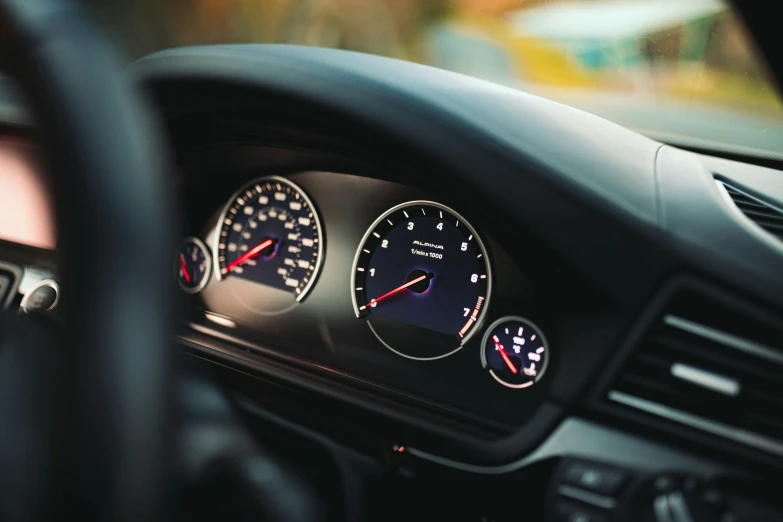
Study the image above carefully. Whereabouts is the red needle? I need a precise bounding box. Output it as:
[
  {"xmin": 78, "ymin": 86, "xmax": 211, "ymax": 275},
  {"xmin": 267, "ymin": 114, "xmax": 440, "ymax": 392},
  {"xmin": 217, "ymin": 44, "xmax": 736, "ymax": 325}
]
[
  {"xmin": 178, "ymin": 254, "xmax": 191, "ymax": 283},
  {"xmin": 366, "ymin": 274, "xmax": 428, "ymax": 307},
  {"xmin": 493, "ymin": 338, "xmax": 518, "ymax": 374},
  {"xmin": 225, "ymin": 238, "xmax": 275, "ymax": 272}
]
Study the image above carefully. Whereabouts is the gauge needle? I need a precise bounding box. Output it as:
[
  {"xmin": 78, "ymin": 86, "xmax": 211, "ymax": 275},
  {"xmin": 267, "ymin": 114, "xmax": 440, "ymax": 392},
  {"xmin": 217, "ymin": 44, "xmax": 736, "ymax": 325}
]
[
  {"xmin": 366, "ymin": 274, "xmax": 429, "ymax": 307},
  {"xmin": 225, "ymin": 238, "xmax": 275, "ymax": 272},
  {"xmin": 178, "ymin": 254, "xmax": 191, "ymax": 283},
  {"xmin": 493, "ymin": 339, "xmax": 518, "ymax": 374}
]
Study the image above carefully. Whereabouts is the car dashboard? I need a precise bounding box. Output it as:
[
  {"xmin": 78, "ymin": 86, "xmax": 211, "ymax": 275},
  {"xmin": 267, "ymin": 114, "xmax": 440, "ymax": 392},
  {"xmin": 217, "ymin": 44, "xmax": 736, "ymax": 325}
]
[{"xmin": 2, "ymin": 44, "xmax": 783, "ymax": 521}]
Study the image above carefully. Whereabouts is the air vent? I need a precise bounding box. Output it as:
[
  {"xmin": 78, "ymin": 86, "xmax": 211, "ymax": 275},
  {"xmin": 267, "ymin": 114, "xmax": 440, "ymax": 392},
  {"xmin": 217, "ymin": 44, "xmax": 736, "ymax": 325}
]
[
  {"xmin": 716, "ymin": 180, "xmax": 783, "ymax": 241},
  {"xmin": 606, "ymin": 289, "xmax": 783, "ymax": 456}
]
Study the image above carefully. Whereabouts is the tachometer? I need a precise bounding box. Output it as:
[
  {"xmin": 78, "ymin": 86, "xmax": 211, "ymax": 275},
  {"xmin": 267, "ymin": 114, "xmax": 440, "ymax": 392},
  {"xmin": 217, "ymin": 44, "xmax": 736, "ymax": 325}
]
[
  {"xmin": 351, "ymin": 201, "xmax": 491, "ymax": 360},
  {"xmin": 214, "ymin": 176, "xmax": 323, "ymax": 302}
]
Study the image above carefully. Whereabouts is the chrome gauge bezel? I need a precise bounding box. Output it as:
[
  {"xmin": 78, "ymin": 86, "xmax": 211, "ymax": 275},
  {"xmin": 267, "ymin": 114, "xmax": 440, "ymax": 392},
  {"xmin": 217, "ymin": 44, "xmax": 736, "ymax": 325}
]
[
  {"xmin": 177, "ymin": 236, "xmax": 211, "ymax": 294},
  {"xmin": 480, "ymin": 315, "xmax": 550, "ymax": 389},
  {"xmin": 212, "ymin": 175, "xmax": 324, "ymax": 303}
]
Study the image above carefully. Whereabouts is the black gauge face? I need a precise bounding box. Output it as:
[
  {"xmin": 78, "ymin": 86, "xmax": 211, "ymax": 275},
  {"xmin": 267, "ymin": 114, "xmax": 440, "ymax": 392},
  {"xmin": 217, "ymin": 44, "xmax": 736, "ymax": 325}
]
[
  {"xmin": 214, "ymin": 176, "xmax": 323, "ymax": 301},
  {"xmin": 481, "ymin": 317, "xmax": 549, "ymax": 389},
  {"xmin": 352, "ymin": 201, "xmax": 491, "ymax": 360},
  {"xmin": 177, "ymin": 237, "xmax": 211, "ymax": 293}
]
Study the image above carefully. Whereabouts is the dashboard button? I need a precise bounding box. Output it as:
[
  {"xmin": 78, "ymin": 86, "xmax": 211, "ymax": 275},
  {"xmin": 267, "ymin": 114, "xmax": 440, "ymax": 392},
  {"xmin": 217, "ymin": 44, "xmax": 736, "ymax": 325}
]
[
  {"xmin": 562, "ymin": 461, "xmax": 627, "ymax": 497},
  {"xmin": 21, "ymin": 280, "xmax": 59, "ymax": 313}
]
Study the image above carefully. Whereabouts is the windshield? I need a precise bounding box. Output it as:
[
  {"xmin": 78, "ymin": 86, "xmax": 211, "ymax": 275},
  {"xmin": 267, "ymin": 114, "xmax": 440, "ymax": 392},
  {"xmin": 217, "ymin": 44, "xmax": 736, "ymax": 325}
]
[{"xmin": 92, "ymin": 0, "xmax": 783, "ymax": 156}]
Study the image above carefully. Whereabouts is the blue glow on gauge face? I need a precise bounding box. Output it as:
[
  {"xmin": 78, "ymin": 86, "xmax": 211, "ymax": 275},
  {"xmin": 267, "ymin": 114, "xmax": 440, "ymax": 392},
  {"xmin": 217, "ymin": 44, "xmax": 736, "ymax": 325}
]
[
  {"xmin": 216, "ymin": 178, "xmax": 321, "ymax": 298},
  {"xmin": 354, "ymin": 203, "xmax": 490, "ymax": 352},
  {"xmin": 365, "ymin": 216, "xmax": 483, "ymax": 335}
]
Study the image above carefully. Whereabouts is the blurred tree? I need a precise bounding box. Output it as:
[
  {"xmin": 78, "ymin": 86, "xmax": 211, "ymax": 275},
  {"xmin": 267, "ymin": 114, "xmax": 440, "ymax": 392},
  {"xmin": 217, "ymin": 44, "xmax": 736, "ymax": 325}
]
[{"xmin": 86, "ymin": 0, "xmax": 449, "ymax": 61}]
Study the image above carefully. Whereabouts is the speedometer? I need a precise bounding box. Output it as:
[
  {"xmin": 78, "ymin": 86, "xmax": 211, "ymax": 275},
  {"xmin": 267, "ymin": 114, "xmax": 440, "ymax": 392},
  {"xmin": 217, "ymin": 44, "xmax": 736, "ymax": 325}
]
[
  {"xmin": 351, "ymin": 201, "xmax": 491, "ymax": 360},
  {"xmin": 214, "ymin": 176, "xmax": 323, "ymax": 302}
]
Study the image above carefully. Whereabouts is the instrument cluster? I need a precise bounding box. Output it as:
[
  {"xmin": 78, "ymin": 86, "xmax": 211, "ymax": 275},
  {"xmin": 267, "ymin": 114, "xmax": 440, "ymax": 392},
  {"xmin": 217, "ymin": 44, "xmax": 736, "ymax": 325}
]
[{"xmin": 179, "ymin": 171, "xmax": 551, "ymax": 427}]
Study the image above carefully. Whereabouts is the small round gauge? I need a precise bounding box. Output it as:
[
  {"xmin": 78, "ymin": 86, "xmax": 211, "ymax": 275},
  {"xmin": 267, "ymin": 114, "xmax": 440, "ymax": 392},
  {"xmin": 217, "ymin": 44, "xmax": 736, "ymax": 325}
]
[
  {"xmin": 351, "ymin": 201, "xmax": 491, "ymax": 360},
  {"xmin": 481, "ymin": 317, "xmax": 549, "ymax": 389},
  {"xmin": 214, "ymin": 176, "xmax": 323, "ymax": 302},
  {"xmin": 177, "ymin": 237, "xmax": 211, "ymax": 293}
]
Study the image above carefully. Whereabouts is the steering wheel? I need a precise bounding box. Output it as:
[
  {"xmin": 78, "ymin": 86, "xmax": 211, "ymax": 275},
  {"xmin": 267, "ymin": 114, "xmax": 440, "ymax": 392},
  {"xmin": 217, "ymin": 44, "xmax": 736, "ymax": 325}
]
[{"xmin": 0, "ymin": 1, "xmax": 316, "ymax": 521}]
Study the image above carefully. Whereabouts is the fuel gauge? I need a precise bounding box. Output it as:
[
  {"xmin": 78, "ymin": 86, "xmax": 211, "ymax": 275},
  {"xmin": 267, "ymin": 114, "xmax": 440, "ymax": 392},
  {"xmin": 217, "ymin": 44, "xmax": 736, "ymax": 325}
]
[
  {"xmin": 177, "ymin": 237, "xmax": 211, "ymax": 293},
  {"xmin": 481, "ymin": 316, "xmax": 549, "ymax": 389}
]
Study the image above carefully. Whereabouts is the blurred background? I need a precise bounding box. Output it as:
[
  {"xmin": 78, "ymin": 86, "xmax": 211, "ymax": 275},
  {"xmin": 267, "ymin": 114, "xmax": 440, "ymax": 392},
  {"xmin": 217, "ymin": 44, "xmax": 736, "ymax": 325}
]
[{"xmin": 86, "ymin": 0, "xmax": 783, "ymax": 155}]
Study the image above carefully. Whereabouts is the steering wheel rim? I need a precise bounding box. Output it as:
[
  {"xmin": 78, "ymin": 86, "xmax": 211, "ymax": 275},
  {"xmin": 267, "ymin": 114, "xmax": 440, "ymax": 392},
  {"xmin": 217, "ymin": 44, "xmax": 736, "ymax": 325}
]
[{"xmin": 0, "ymin": 1, "xmax": 175, "ymax": 520}]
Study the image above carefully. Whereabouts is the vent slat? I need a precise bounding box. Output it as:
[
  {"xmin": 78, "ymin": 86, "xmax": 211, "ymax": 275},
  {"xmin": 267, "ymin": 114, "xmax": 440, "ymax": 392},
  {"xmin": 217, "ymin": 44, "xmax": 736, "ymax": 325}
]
[
  {"xmin": 738, "ymin": 209, "xmax": 783, "ymax": 224},
  {"xmin": 734, "ymin": 199, "xmax": 770, "ymax": 211},
  {"xmin": 756, "ymin": 221, "xmax": 783, "ymax": 232},
  {"xmin": 643, "ymin": 334, "xmax": 783, "ymax": 386},
  {"xmin": 736, "ymin": 209, "xmax": 783, "ymax": 222},
  {"xmin": 606, "ymin": 289, "xmax": 783, "ymax": 456},
  {"xmin": 719, "ymin": 181, "xmax": 783, "ymax": 244}
]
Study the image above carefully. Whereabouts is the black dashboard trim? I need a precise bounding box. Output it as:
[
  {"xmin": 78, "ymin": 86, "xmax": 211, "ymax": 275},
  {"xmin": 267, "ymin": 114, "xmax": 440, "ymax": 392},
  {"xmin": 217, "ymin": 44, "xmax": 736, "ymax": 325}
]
[
  {"xmin": 235, "ymin": 393, "xmax": 731, "ymax": 478},
  {"xmin": 178, "ymin": 327, "xmax": 565, "ymax": 466},
  {"xmin": 183, "ymin": 321, "xmax": 500, "ymax": 430}
]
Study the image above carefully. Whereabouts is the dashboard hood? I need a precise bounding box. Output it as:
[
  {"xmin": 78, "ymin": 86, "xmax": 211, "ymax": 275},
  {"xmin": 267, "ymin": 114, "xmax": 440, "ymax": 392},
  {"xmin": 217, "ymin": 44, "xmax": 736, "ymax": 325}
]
[{"xmin": 133, "ymin": 45, "xmax": 662, "ymax": 228}]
